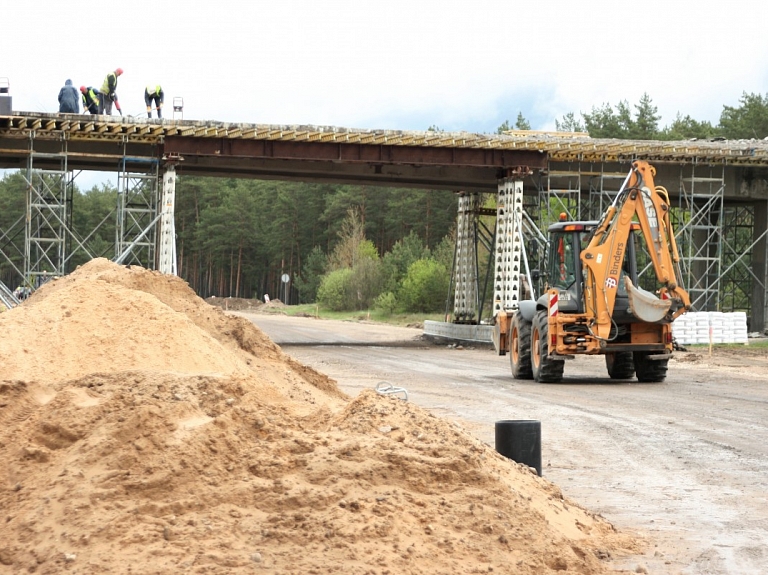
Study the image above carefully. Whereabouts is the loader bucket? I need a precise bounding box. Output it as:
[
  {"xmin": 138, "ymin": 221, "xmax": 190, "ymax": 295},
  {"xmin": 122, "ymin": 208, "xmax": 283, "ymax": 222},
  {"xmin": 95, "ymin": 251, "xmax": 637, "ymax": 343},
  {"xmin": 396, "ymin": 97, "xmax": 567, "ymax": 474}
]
[{"xmin": 624, "ymin": 277, "xmax": 671, "ymax": 323}]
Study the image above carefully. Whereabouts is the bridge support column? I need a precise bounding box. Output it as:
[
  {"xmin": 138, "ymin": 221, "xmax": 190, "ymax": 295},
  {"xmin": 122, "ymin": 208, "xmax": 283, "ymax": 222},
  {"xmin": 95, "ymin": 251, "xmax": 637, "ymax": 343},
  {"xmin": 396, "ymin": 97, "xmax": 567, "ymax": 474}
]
[
  {"xmin": 752, "ymin": 200, "xmax": 768, "ymax": 333},
  {"xmin": 493, "ymin": 177, "xmax": 525, "ymax": 316},
  {"xmin": 158, "ymin": 164, "xmax": 178, "ymax": 275},
  {"xmin": 452, "ymin": 192, "xmax": 480, "ymax": 322}
]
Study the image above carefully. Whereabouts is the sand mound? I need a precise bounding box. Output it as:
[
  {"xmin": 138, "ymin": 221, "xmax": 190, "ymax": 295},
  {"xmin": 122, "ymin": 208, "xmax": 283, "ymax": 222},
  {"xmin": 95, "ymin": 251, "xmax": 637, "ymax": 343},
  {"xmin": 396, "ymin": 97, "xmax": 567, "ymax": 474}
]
[{"xmin": 0, "ymin": 259, "xmax": 640, "ymax": 574}]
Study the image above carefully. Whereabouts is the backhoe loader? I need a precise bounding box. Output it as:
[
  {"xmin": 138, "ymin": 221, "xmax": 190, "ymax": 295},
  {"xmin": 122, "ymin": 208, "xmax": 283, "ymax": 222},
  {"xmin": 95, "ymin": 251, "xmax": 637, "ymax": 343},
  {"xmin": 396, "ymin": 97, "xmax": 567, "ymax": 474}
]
[{"xmin": 496, "ymin": 160, "xmax": 690, "ymax": 383}]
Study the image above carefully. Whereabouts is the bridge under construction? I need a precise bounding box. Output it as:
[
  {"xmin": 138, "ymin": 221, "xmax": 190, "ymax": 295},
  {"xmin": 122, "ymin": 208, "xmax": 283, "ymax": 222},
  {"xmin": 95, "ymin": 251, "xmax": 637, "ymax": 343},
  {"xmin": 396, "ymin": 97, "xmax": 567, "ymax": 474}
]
[{"xmin": 2, "ymin": 110, "xmax": 768, "ymax": 333}]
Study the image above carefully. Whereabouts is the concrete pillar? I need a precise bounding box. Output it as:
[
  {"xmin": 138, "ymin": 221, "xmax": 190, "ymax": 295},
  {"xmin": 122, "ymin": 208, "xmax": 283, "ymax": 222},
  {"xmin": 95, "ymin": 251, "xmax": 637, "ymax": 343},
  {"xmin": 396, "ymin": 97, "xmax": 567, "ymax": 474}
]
[
  {"xmin": 751, "ymin": 199, "xmax": 768, "ymax": 333},
  {"xmin": 452, "ymin": 192, "xmax": 479, "ymax": 323},
  {"xmin": 493, "ymin": 178, "xmax": 525, "ymax": 316},
  {"xmin": 158, "ymin": 165, "xmax": 177, "ymax": 275}
]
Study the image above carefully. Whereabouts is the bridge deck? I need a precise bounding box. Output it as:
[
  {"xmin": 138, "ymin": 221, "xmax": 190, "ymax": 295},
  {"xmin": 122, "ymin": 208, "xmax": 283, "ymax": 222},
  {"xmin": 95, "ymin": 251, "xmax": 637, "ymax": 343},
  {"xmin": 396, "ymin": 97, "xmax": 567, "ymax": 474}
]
[{"xmin": 2, "ymin": 112, "xmax": 768, "ymax": 191}]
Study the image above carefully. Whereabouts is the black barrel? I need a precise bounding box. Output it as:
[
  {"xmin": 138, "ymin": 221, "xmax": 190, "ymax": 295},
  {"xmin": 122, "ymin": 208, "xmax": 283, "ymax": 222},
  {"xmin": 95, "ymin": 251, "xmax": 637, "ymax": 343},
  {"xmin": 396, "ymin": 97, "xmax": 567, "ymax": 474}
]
[{"xmin": 495, "ymin": 420, "xmax": 542, "ymax": 476}]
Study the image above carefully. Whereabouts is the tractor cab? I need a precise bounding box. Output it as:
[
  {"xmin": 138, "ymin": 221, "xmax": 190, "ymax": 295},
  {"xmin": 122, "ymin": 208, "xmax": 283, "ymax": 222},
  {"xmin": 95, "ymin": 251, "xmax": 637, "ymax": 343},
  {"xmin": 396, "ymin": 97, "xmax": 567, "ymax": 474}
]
[{"xmin": 543, "ymin": 219, "xmax": 640, "ymax": 324}]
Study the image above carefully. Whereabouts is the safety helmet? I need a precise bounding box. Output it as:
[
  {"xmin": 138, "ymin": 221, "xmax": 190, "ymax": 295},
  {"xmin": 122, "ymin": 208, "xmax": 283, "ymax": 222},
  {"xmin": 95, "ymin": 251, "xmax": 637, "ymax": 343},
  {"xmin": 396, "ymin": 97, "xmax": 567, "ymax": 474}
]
[
  {"xmin": 80, "ymin": 86, "xmax": 86, "ymax": 93},
  {"xmin": 116, "ymin": 68, "xmax": 124, "ymax": 76}
]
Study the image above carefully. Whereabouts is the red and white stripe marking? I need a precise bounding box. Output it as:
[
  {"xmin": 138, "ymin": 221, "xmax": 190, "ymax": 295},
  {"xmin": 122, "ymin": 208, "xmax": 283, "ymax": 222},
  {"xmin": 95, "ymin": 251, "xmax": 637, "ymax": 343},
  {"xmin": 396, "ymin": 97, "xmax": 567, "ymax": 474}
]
[{"xmin": 549, "ymin": 292, "xmax": 559, "ymax": 316}]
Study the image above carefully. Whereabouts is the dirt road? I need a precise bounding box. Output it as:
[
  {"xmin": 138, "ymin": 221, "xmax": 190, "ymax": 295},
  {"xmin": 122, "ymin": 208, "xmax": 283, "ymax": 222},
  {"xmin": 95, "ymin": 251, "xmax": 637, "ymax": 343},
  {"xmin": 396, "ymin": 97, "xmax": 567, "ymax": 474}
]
[{"xmin": 238, "ymin": 312, "xmax": 768, "ymax": 575}]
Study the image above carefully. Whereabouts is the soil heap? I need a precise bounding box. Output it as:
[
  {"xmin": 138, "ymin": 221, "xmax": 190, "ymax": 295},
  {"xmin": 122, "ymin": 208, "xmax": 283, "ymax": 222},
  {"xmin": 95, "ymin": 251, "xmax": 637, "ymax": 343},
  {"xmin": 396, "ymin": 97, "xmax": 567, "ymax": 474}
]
[{"xmin": 0, "ymin": 259, "xmax": 640, "ymax": 574}]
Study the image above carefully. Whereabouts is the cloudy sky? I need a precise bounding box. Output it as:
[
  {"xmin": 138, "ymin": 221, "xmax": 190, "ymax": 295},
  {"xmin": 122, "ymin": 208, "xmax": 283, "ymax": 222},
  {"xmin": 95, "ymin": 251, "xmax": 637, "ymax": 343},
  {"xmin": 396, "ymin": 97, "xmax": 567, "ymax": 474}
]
[{"xmin": 5, "ymin": 0, "xmax": 767, "ymax": 132}]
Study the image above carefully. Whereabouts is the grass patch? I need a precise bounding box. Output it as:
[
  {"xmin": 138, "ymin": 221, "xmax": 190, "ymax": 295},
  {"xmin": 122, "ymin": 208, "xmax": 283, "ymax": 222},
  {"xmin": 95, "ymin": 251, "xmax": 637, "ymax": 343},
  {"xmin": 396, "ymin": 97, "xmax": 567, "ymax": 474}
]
[
  {"xmin": 260, "ymin": 303, "xmax": 446, "ymax": 327},
  {"xmin": 685, "ymin": 340, "xmax": 768, "ymax": 350}
]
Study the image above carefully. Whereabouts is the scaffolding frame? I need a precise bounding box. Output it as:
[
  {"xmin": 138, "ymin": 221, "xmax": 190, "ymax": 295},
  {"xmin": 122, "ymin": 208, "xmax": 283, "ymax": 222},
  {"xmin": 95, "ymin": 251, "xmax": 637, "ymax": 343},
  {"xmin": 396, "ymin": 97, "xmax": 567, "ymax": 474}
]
[
  {"xmin": 675, "ymin": 163, "xmax": 725, "ymax": 311},
  {"xmin": 24, "ymin": 133, "xmax": 73, "ymax": 286},
  {"xmin": 537, "ymin": 162, "xmax": 582, "ymax": 227},
  {"xmin": 586, "ymin": 165, "xmax": 630, "ymax": 221},
  {"xmin": 719, "ymin": 204, "xmax": 767, "ymax": 318},
  {"xmin": 0, "ymin": 135, "xmax": 170, "ymax": 298},
  {"xmin": 115, "ymin": 152, "xmax": 160, "ymax": 268}
]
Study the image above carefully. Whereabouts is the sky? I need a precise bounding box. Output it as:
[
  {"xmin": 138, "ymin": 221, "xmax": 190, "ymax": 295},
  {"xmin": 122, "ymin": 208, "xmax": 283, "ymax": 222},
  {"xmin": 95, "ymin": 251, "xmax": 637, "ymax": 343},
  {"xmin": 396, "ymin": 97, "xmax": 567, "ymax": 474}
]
[{"xmin": 3, "ymin": 0, "xmax": 768, "ymax": 189}]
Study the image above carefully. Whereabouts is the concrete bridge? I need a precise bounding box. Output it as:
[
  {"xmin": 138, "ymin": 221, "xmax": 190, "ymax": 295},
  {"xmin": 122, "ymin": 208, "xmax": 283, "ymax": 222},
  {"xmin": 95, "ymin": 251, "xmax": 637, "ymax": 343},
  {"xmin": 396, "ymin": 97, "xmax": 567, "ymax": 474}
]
[{"xmin": 2, "ymin": 111, "xmax": 767, "ymax": 331}]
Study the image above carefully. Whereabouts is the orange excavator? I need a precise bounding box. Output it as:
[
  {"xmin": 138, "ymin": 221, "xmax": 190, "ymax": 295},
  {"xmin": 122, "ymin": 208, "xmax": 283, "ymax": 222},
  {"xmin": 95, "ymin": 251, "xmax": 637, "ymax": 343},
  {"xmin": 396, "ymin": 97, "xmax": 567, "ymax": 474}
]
[{"xmin": 496, "ymin": 160, "xmax": 691, "ymax": 383}]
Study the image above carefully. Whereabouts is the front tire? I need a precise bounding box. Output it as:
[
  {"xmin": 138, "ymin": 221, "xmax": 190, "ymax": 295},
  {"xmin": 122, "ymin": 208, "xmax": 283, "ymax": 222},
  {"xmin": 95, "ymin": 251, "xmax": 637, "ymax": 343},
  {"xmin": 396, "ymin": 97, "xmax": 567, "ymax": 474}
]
[
  {"xmin": 633, "ymin": 351, "xmax": 668, "ymax": 382},
  {"xmin": 606, "ymin": 352, "xmax": 635, "ymax": 379},
  {"xmin": 531, "ymin": 310, "xmax": 564, "ymax": 383},
  {"xmin": 510, "ymin": 312, "xmax": 533, "ymax": 379}
]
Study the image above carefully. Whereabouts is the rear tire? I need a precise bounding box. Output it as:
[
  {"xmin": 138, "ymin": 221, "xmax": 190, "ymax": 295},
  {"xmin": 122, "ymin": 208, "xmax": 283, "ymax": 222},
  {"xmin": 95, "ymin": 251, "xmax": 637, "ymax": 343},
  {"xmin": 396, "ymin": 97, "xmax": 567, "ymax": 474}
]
[
  {"xmin": 531, "ymin": 310, "xmax": 564, "ymax": 383},
  {"xmin": 605, "ymin": 352, "xmax": 635, "ymax": 379},
  {"xmin": 633, "ymin": 351, "xmax": 668, "ymax": 382},
  {"xmin": 510, "ymin": 312, "xmax": 533, "ymax": 379}
]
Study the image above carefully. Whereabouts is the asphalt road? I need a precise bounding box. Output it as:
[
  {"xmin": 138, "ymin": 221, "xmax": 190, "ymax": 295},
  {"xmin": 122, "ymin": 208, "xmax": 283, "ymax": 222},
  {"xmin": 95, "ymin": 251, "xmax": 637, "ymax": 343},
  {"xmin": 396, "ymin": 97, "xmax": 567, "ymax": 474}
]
[{"xmin": 239, "ymin": 312, "xmax": 768, "ymax": 575}]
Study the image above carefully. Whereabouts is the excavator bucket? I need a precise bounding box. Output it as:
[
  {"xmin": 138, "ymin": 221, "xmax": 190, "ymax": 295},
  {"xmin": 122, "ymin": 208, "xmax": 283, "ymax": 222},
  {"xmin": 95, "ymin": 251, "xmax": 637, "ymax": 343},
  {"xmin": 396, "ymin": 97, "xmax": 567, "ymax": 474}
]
[{"xmin": 624, "ymin": 277, "xmax": 671, "ymax": 323}]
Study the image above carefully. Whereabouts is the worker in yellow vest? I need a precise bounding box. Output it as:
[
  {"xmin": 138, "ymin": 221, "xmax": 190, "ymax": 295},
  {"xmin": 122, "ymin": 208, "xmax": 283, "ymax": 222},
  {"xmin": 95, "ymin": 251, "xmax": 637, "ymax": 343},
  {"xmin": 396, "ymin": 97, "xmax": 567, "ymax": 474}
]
[
  {"xmin": 80, "ymin": 86, "xmax": 100, "ymax": 115},
  {"xmin": 99, "ymin": 68, "xmax": 123, "ymax": 116},
  {"xmin": 144, "ymin": 85, "xmax": 164, "ymax": 118}
]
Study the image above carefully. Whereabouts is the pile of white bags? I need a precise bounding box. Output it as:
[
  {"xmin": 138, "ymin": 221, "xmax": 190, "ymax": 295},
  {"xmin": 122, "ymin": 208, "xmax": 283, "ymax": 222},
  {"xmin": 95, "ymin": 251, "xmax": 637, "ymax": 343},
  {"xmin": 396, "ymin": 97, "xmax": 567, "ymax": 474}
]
[{"xmin": 671, "ymin": 311, "xmax": 749, "ymax": 345}]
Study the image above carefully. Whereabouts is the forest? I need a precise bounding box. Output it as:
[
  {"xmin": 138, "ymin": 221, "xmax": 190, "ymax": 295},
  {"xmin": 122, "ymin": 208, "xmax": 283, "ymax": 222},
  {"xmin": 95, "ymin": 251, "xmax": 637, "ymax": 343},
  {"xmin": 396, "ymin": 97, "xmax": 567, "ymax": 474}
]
[{"xmin": 1, "ymin": 91, "xmax": 767, "ymax": 314}]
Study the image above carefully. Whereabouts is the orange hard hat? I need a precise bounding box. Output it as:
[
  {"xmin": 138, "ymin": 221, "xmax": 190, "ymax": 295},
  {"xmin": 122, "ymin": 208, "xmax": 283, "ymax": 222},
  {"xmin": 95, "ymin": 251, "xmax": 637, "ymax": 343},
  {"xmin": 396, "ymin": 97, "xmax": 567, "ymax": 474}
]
[
  {"xmin": 116, "ymin": 68, "xmax": 124, "ymax": 75},
  {"xmin": 80, "ymin": 86, "xmax": 86, "ymax": 93}
]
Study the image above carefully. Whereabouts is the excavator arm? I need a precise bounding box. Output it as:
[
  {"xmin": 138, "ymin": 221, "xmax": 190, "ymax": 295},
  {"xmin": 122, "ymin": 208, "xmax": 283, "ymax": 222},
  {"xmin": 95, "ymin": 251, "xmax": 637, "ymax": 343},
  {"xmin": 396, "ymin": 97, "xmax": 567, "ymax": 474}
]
[{"xmin": 580, "ymin": 160, "xmax": 690, "ymax": 340}]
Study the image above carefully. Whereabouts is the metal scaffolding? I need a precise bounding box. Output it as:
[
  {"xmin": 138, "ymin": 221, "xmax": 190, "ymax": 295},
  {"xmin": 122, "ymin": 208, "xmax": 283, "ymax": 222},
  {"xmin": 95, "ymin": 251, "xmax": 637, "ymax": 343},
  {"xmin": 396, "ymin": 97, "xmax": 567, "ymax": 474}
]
[
  {"xmin": 586, "ymin": 167, "xmax": 629, "ymax": 221},
  {"xmin": 0, "ymin": 140, "xmax": 168, "ymax": 300},
  {"xmin": 24, "ymin": 134, "xmax": 73, "ymax": 286},
  {"xmin": 676, "ymin": 164, "xmax": 725, "ymax": 311},
  {"xmin": 538, "ymin": 162, "xmax": 582, "ymax": 226},
  {"xmin": 115, "ymin": 156, "xmax": 160, "ymax": 268},
  {"xmin": 720, "ymin": 204, "xmax": 756, "ymax": 313}
]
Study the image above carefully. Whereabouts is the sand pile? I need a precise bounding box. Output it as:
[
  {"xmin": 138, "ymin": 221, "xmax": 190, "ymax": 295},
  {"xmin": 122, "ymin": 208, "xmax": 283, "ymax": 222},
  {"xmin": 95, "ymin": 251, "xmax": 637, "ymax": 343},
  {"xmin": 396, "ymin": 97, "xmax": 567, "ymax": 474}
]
[{"xmin": 0, "ymin": 259, "xmax": 639, "ymax": 574}]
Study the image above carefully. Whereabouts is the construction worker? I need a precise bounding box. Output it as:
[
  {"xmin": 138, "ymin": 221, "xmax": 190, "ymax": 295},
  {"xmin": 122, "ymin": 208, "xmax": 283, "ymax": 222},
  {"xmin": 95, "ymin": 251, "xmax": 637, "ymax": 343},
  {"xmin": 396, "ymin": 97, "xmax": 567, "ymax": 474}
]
[
  {"xmin": 57, "ymin": 79, "xmax": 79, "ymax": 113},
  {"xmin": 99, "ymin": 68, "xmax": 123, "ymax": 116},
  {"xmin": 80, "ymin": 86, "xmax": 99, "ymax": 115},
  {"xmin": 144, "ymin": 85, "xmax": 164, "ymax": 118}
]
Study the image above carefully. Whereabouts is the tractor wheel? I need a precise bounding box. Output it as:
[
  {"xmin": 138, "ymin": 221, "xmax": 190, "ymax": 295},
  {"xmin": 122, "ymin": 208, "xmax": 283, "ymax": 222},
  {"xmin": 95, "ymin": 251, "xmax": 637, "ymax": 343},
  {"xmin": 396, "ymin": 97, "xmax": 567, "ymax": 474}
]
[
  {"xmin": 605, "ymin": 352, "xmax": 635, "ymax": 379},
  {"xmin": 633, "ymin": 351, "xmax": 668, "ymax": 382},
  {"xmin": 510, "ymin": 312, "xmax": 533, "ymax": 379},
  {"xmin": 531, "ymin": 310, "xmax": 564, "ymax": 383}
]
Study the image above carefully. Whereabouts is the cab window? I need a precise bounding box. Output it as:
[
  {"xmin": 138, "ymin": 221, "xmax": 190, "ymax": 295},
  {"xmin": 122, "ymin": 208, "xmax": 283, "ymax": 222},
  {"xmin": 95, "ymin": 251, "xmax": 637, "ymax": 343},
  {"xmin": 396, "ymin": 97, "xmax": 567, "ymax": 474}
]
[{"xmin": 549, "ymin": 232, "xmax": 576, "ymax": 290}]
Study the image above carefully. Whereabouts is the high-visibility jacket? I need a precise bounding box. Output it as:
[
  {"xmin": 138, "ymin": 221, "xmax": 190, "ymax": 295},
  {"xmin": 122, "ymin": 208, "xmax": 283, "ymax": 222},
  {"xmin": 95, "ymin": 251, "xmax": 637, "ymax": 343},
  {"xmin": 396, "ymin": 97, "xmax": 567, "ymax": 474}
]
[
  {"xmin": 145, "ymin": 85, "xmax": 163, "ymax": 98},
  {"xmin": 101, "ymin": 72, "xmax": 118, "ymax": 95},
  {"xmin": 82, "ymin": 87, "xmax": 99, "ymax": 111}
]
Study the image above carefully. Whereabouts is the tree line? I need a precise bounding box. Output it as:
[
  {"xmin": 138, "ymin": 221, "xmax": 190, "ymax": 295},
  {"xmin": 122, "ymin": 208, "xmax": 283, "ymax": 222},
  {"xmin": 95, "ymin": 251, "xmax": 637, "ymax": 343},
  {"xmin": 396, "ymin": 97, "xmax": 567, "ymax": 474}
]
[{"xmin": 497, "ymin": 91, "xmax": 768, "ymax": 140}]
